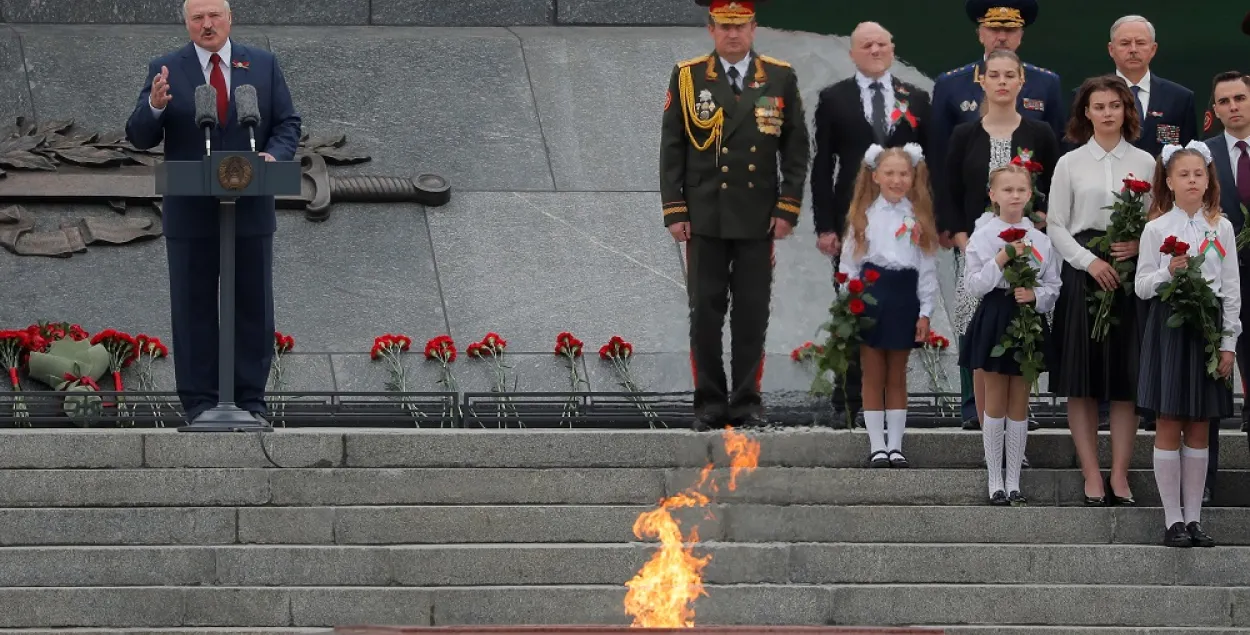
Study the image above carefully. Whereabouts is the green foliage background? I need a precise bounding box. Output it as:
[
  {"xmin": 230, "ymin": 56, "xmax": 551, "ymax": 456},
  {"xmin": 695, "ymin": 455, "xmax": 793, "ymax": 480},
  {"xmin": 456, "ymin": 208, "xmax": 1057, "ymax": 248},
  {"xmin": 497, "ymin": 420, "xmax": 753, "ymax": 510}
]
[{"xmin": 756, "ymin": 0, "xmax": 1247, "ymax": 129}]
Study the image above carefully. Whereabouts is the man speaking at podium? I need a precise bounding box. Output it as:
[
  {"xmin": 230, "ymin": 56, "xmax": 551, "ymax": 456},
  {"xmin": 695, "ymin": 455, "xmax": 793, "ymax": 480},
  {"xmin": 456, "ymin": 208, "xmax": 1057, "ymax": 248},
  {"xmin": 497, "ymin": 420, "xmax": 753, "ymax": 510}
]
[{"xmin": 125, "ymin": 0, "xmax": 301, "ymax": 425}]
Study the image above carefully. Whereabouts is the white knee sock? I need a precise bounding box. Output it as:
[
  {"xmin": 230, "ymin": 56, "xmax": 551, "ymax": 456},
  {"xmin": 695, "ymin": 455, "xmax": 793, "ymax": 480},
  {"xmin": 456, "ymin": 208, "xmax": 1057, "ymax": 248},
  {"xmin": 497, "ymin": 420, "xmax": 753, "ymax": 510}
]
[
  {"xmin": 1181, "ymin": 445, "xmax": 1210, "ymax": 525},
  {"xmin": 982, "ymin": 416, "xmax": 1005, "ymax": 495},
  {"xmin": 1153, "ymin": 447, "xmax": 1184, "ymax": 528},
  {"xmin": 886, "ymin": 409, "xmax": 907, "ymax": 452},
  {"xmin": 864, "ymin": 410, "xmax": 887, "ymax": 454},
  {"xmin": 1004, "ymin": 417, "xmax": 1028, "ymax": 493}
]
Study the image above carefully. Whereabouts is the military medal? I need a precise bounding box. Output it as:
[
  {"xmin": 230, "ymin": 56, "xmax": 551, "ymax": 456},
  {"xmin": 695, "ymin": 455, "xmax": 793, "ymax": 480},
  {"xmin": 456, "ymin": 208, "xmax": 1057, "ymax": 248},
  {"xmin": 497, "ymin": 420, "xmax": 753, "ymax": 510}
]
[
  {"xmin": 755, "ymin": 95, "xmax": 783, "ymax": 136},
  {"xmin": 696, "ymin": 89, "xmax": 716, "ymax": 121}
]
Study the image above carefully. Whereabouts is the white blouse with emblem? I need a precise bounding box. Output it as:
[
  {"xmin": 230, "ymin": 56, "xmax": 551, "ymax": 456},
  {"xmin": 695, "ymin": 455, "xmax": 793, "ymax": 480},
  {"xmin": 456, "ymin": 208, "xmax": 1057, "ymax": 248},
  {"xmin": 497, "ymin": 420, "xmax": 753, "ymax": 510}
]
[
  {"xmin": 1135, "ymin": 206, "xmax": 1242, "ymax": 351},
  {"xmin": 838, "ymin": 195, "xmax": 939, "ymax": 318},
  {"xmin": 962, "ymin": 215, "xmax": 1063, "ymax": 314}
]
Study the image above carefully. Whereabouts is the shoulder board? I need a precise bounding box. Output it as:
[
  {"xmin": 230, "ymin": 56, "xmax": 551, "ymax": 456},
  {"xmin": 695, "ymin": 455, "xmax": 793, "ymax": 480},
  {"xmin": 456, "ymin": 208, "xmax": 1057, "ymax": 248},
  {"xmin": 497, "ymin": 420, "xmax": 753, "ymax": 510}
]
[
  {"xmin": 940, "ymin": 63, "xmax": 978, "ymax": 78},
  {"xmin": 1023, "ymin": 62, "xmax": 1058, "ymax": 77},
  {"xmin": 757, "ymin": 54, "xmax": 791, "ymax": 68},
  {"xmin": 677, "ymin": 55, "xmax": 710, "ymax": 68}
]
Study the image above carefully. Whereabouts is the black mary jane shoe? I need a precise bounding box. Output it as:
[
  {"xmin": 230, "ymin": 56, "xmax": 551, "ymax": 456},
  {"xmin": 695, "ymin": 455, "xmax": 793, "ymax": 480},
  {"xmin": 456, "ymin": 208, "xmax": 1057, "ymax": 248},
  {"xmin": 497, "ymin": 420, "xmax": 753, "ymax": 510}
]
[
  {"xmin": 868, "ymin": 451, "xmax": 891, "ymax": 468},
  {"xmin": 1187, "ymin": 522, "xmax": 1216, "ymax": 548},
  {"xmin": 887, "ymin": 450, "xmax": 909, "ymax": 468},
  {"xmin": 989, "ymin": 490, "xmax": 1009, "ymax": 506},
  {"xmin": 1164, "ymin": 522, "xmax": 1194, "ymax": 548},
  {"xmin": 1007, "ymin": 490, "xmax": 1027, "ymax": 506}
]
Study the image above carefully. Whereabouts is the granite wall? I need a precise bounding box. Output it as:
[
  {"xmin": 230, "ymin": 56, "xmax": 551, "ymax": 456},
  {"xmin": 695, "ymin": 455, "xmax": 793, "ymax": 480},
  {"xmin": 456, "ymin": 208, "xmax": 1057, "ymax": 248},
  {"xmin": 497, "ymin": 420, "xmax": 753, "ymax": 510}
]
[{"xmin": 0, "ymin": 0, "xmax": 707, "ymax": 26}]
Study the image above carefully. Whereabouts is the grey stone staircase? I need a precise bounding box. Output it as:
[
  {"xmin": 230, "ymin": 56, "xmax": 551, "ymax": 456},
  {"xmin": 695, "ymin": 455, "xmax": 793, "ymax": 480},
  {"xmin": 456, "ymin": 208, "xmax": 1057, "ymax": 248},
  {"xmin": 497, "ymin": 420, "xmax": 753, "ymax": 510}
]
[{"xmin": 2, "ymin": 428, "xmax": 1250, "ymax": 634}]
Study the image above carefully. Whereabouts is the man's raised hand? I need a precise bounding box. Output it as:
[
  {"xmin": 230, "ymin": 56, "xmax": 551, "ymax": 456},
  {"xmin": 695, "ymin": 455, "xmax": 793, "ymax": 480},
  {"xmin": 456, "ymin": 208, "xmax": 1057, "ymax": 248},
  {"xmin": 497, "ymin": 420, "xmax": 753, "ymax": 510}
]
[{"xmin": 150, "ymin": 66, "xmax": 172, "ymax": 109}]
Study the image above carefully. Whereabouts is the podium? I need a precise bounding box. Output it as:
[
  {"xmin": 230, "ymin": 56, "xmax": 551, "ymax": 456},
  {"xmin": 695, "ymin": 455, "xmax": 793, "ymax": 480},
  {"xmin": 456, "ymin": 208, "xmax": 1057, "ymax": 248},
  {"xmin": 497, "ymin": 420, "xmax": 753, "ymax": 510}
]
[{"xmin": 156, "ymin": 151, "xmax": 302, "ymax": 432}]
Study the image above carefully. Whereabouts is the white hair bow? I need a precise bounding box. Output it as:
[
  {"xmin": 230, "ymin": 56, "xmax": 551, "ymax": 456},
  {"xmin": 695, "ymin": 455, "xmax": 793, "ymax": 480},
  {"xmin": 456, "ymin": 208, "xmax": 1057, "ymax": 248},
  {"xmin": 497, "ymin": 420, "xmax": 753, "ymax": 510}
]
[
  {"xmin": 864, "ymin": 144, "xmax": 885, "ymax": 169},
  {"xmin": 901, "ymin": 143, "xmax": 924, "ymax": 166},
  {"xmin": 1162, "ymin": 140, "xmax": 1213, "ymax": 166}
]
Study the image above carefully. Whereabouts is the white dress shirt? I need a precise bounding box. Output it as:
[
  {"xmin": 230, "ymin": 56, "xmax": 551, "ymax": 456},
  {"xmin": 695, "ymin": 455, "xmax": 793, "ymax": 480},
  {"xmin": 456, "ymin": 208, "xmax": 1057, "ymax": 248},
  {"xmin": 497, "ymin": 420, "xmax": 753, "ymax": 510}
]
[
  {"xmin": 855, "ymin": 70, "xmax": 894, "ymax": 131},
  {"xmin": 1225, "ymin": 131, "xmax": 1250, "ymax": 186},
  {"xmin": 963, "ymin": 215, "xmax": 1062, "ymax": 314},
  {"xmin": 1135, "ymin": 206, "xmax": 1242, "ymax": 351},
  {"xmin": 838, "ymin": 195, "xmax": 939, "ymax": 318},
  {"xmin": 1046, "ymin": 137, "xmax": 1157, "ymax": 270},
  {"xmin": 719, "ymin": 53, "xmax": 751, "ymax": 92},
  {"xmin": 1116, "ymin": 69, "xmax": 1150, "ymax": 116},
  {"xmin": 151, "ymin": 39, "xmax": 233, "ymax": 117}
]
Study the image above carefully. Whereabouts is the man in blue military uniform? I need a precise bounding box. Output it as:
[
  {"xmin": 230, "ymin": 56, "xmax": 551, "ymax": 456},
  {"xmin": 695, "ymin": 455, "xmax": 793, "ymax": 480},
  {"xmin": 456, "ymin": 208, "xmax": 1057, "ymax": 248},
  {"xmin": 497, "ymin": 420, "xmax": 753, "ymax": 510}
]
[{"xmin": 930, "ymin": 0, "xmax": 1065, "ymax": 432}]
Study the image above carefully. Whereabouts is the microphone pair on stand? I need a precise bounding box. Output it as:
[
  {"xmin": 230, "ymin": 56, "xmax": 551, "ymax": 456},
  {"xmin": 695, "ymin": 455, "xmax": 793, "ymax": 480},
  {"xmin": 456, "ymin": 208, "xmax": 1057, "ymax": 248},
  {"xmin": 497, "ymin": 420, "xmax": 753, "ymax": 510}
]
[{"xmin": 194, "ymin": 83, "xmax": 262, "ymax": 155}]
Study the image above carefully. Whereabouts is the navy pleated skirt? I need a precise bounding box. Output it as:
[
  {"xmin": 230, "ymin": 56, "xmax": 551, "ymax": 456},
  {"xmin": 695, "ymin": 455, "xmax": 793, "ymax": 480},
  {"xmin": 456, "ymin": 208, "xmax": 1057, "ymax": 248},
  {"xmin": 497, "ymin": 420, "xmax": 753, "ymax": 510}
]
[
  {"xmin": 958, "ymin": 288, "xmax": 1053, "ymax": 376},
  {"xmin": 1049, "ymin": 231, "xmax": 1146, "ymax": 401},
  {"xmin": 859, "ymin": 262, "xmax": 921, "ymax": 351},
  {"xmin": 1136, "ymin": 299, "xmax": 1233, "ymax": 420}
]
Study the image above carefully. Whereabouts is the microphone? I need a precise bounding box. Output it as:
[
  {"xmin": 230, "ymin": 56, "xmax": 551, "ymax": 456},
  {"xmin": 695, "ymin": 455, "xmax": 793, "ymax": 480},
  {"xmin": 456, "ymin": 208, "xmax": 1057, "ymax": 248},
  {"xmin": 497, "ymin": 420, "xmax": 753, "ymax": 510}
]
[
  {"xmin": 194, "ymin": 84, "xmax": 219, "ymax": 155},
  {"xmin": 234, "ymin": 84, "xmax": 261, "ymax": 152}
]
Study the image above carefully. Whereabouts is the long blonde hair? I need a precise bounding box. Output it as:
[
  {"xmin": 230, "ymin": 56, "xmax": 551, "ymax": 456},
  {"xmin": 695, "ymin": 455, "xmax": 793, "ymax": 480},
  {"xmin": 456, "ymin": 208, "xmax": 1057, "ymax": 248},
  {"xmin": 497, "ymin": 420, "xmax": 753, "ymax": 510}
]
[
  {"xmin": 987, "ymin": 163, "xmax": 1035, "ymax": 214},
  {"xmin": 845, "ymin": 147, "xmax": 937, "ymax": 258},
  {"xmin": 1147, "ymin": 148, "xmax": 1222, "ymax": 223}
]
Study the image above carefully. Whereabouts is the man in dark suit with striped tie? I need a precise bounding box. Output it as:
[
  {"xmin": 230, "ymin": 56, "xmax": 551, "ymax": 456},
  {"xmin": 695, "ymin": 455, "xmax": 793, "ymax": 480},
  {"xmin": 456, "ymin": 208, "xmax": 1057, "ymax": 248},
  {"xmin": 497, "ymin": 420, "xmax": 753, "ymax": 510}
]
[
  {"xmin": 1202, "ymin": 71, "xmax": 1250, "ymax": 503},
  {"xmin": 1108, "ymin": 15, "xmax": 1197, "ymax": 156}
]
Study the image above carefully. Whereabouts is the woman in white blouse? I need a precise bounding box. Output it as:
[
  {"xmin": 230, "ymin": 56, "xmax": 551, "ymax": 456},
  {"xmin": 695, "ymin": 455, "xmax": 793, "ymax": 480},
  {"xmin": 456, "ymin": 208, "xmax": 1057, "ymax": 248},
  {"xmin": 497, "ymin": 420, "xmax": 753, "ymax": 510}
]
[
  {"xmin": 1136, "ymin": 141, "xmax": 1239, "ymax": 548},
  {"xmin": 1046, "ymin": 76, "xmax": 1157, "ymax": 507}
]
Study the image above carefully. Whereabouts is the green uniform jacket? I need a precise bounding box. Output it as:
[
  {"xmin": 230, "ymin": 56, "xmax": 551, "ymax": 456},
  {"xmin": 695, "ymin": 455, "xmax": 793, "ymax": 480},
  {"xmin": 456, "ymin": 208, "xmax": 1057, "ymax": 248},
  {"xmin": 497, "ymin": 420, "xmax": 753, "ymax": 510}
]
[{"xmin": 660, "ymin": 50, "xmax": 810, "ymax": 240}]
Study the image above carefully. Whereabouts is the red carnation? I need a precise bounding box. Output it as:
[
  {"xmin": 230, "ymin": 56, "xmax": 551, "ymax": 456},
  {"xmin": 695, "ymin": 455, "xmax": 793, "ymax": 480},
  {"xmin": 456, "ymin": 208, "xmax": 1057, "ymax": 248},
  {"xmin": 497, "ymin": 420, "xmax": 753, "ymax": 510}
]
[
  {"xmin": 848, "ymin": 298, "xmax": 866, "ymax": 315},
  {"xmin": 834, "ymin": 272, "xmax": 848, "ymax": 285},
  {"xmin": 847, "ymin": 279, "xmax": 865, "ymax": 294},
  {"xmin": 863, "ymin": 269, "xmax": 881, "ymax": 284}
]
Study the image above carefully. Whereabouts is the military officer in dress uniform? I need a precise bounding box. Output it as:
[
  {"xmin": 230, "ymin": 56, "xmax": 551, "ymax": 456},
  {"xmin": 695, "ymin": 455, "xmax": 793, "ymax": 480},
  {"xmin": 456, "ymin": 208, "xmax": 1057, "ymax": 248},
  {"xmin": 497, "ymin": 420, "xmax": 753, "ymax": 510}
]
[
  {"xmin": 661, "ymin": 0, "xmax": 809, "ymax": 430},
  {"xmin": 930, "ymin": 0, "xmax": 1065, "ymax": 432}
]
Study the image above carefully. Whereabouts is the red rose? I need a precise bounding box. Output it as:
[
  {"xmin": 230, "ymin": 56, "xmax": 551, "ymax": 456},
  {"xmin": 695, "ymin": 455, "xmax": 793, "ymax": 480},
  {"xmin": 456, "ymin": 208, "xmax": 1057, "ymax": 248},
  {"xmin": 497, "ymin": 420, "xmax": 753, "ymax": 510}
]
[
  {"xmin": 863, "ymin": 269, "xmax": 880, "ymax": 283},
  {"xmin": 790, "ymin": 347, "xmax": 801, "ymax": 361},
  {"xmin": 1175, "ymin": 241, "xmax": 1190, "ymax": 254},
  {"xmin": 998, "ymin": 228, "xmax": 1028, "ymax": 242},
  {"xmin": 1124, "ymin": 177, "xmax": 1151, "ymax": 194},
  {"xmin": 848, "ymin": 298, "xmax": 866, "ymax": 315},
  {"xmin": 847, "ymin": 279, "xmax": 865, "ymax": 294},
  {"xmin": 834, "ymin": 272, "xmax": 848, "ymax": 285}
]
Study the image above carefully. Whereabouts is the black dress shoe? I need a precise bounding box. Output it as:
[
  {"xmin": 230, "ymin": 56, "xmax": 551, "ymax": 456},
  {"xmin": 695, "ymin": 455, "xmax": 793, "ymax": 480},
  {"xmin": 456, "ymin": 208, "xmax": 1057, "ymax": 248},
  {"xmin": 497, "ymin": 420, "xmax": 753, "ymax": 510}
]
[
  {"xmin": 1164, "ymin": 522, "xmax": 1193, "ymax": 548},
  {"xmin": 1187, "ymin": 522, "xmax": 1215, "ymax": 547},
  {"xmin": 868, "ymin": 450, "xmax": 890, "ymax": 468},
  {"xmin": 961, "ymin": 417, "xmax": 979, "ymax": 430},
  {"xmin": 1106, "ymin": 477, "xmax": 1135, "ymax": 506},
  {"xmin": 692, "ymin": 406, "xmax": 728, "ymax": 432},
  {"xmin": 1007, "ymin": 490, "xmax": 1027, "ymax": 505},
  {"xmin": 251, "ymin": 412, "xmax": 271, "ymax": 426},
  {"xmin": 989, "ymin": 490, "xmax": 1008, "ymax": 506}
]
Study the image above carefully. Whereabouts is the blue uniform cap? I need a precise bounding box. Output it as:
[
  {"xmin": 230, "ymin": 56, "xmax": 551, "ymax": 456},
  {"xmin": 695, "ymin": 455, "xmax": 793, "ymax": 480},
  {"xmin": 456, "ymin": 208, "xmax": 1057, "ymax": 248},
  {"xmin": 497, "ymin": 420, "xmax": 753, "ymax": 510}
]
[{"xmin": 965, "ymin": 0, "xmax": 1037, "ymax": 28}]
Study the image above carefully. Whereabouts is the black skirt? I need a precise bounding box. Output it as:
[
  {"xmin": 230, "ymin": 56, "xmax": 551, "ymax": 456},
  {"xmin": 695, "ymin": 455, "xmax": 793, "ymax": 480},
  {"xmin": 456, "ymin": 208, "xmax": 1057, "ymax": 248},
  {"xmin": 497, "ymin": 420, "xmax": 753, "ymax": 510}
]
[
  {"xmin": 1049, "ymin": 231, "xmax": 1146, "ymax": 401},
  {"xmin": 1136, "ymin": 299, "xmax": 1233, "ymax": 420},
  {"xmin": 859, "ymin": 262, "xmax": 921, "ymax": 351},
  {"xmin": 958, "ymin": 287, "xmax": 1053, "ymax": 376}
]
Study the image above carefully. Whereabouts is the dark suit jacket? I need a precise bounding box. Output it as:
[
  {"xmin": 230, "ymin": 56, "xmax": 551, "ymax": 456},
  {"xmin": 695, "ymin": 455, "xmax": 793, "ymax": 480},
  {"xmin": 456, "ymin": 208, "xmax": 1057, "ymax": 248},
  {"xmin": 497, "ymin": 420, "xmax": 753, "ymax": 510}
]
[
  {"xmin": 1133, "ymin": 74, "xmax": 1197, "ymax": 157},
  {"xmin": 126, "ymin": 41, "xmax": 302, "ymax": 239},
  {"xmin": 1206, "ymin": 133, "xmax": 1248, "ymax": 231},
  {"xmin": 939, "ymin": 117, "xmax": 1060, "ymax": 236},
  {"xmin": 810, "ymin": 75, "xmax": 930, "ymax": 236}
]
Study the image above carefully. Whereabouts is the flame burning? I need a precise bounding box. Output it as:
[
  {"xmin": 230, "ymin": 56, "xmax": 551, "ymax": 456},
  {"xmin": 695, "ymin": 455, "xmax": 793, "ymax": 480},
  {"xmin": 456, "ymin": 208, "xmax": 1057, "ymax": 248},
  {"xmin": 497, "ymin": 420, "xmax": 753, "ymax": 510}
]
[{"xmin": 623, "ymin": 427, "xmax": 761, "ymax": 628}]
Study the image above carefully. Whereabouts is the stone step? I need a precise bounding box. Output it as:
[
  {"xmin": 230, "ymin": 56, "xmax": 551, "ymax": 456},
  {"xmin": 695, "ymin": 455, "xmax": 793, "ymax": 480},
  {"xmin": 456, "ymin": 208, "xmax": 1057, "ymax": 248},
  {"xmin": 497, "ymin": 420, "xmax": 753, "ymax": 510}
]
[
  {"xmin": 0, "ymin": 631, "xmax": 324, "ymax": 635},
  {"xmin": 1, "ymin": 543, "xmax": 1249, "ymax": 588},
  {"xmin": 1, "ymin": 428, "xmax": 1246, "ymax": 471},
  {"xmin": 8, "ymin": 504, "xmax": 1250, "ymax": 547},
  {"xmin": 0, "ymin": 630, "xmax": 1248, "ymax": 635},
  {"xmin": 2, "ymin": 466, "xmax": 1249, "ymax": 507},
  {"xmin": 0, "ymin": 585, "xmax": 1245, "ymax": 628}
]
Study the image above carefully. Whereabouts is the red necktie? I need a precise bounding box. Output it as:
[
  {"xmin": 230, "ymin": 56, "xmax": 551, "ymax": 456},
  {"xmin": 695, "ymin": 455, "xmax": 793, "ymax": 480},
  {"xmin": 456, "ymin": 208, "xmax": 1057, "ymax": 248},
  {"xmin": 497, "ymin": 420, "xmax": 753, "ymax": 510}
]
[{"xmin": 208, "ymin": 53, "xmax": 228, "ymax": 125}]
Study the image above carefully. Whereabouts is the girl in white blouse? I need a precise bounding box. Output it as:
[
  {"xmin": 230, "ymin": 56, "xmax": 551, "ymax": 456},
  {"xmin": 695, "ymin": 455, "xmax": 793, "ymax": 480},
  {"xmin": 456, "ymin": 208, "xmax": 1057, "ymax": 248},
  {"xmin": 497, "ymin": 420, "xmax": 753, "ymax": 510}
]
[
  {"xmin": 838, "ymin": 144, "xmax": 939, "ymax": 469},
  {"xmin": 1135, "ymin": 141, "xmax": 1240, "ymax": 548},
  {"xmin": 958, "ymin": 163, "xmax": 1062, "ymax": 505},
  {"xmin": 1046, "ymin": 76, "xmax": 1157, "ymax": 507}
]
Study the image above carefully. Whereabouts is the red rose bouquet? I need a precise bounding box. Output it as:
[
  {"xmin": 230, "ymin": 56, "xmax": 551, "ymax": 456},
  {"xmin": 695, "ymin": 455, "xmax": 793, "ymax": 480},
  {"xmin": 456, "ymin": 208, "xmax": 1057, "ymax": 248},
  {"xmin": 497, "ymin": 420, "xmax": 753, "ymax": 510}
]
[
  {"xmin": 1085, "ymin": 175, "xmax": 1152, "ymax": 341},
  {"xmin": 813, "ymin": 269, "xmax": 879, "ymax": 420},
  {"xmin": 990, "ymin": 227, "xmax": 1047, "ymax": 391},
  {"xmin": 600, "ymin": 335, "xmax": 664, "ymax": 428},
  {"xmin": 1157, "ymin": 235, "xmax": 1230, "ymax": 381}
]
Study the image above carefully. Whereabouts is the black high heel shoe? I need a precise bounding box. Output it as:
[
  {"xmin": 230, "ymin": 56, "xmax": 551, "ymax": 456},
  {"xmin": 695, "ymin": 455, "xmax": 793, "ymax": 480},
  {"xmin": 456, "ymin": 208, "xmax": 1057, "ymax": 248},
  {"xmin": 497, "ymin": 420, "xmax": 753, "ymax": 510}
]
[{"xmin": 1106, "ymin": 476, "xmax": 1135, "ymax": 506}]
